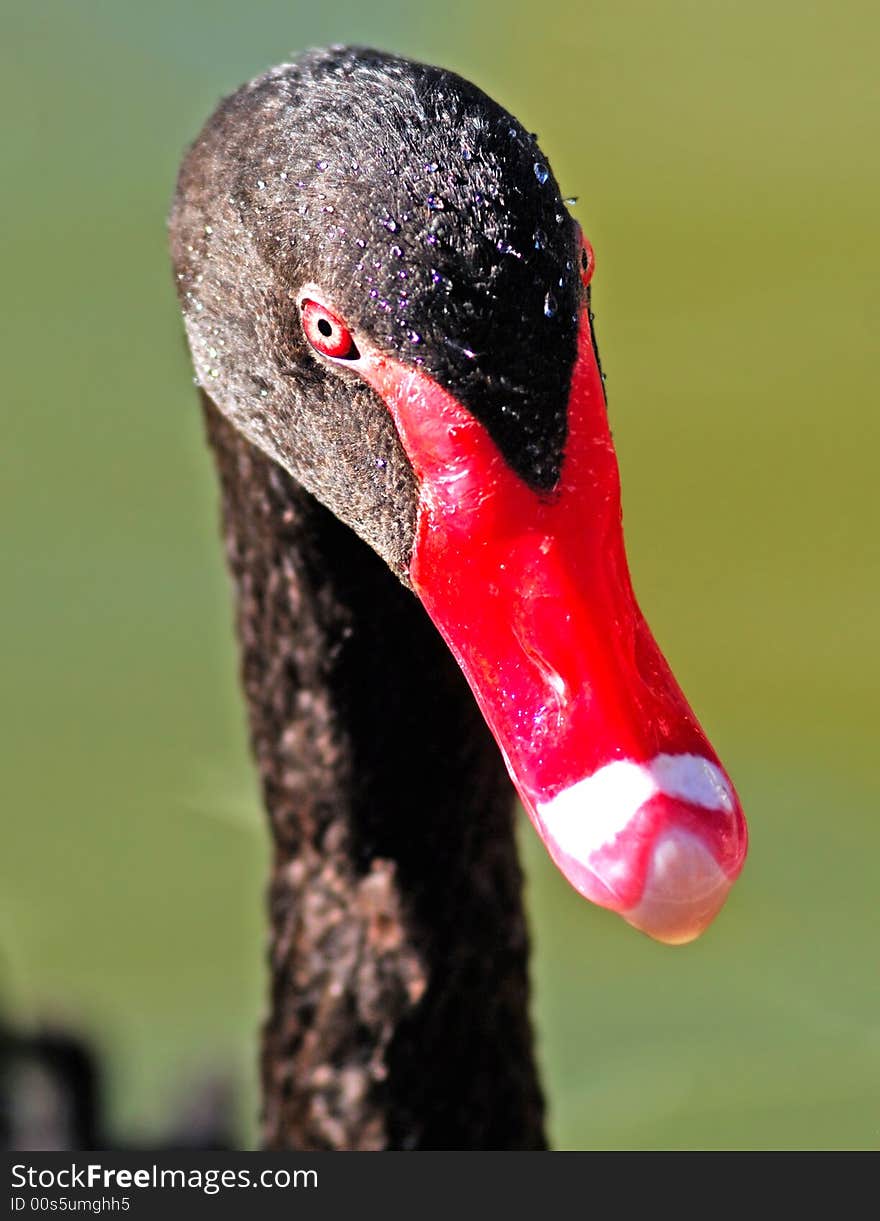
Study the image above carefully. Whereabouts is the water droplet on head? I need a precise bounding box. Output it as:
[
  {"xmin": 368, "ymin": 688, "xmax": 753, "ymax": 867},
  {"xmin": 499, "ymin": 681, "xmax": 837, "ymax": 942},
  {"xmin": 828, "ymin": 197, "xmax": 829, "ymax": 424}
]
[
  {"xmin": 316, "ymin": 159, "xmax": 329, "ymax": 172},
  {"xmin": 534, "ymin": 162, "xmax": 549, "ymax": 185},
  {"xmin": 544, "ymin": 291, "xmax": 557, "ymax": 318},
  {"xmin": 390, "ymin": 244, "xmax": 403, "ymax": 258},
  {"xmin": 256, "ymin": 180, "xmax": 266, "ymax": 190},
  {"xmin": 383, "ymin": 217, "xmax": 399, "ymax": 233},
  {"xmin": 533, "ymin": 227, "xmax": 547, "ymax": 250},
  {"xmin": 426, "ymin": 195, "xmax": 445, "ymax": 211},
  {"xmin": 408, "ymin": 330, "xmax": 422, "ymax": 345},
  {"xmin": 425, "ymin": 161, "xmax": 439, "ymax": 173},
  {"xmin": 496, "ymin": 238, "xmax": 523, "ymax": 259}
]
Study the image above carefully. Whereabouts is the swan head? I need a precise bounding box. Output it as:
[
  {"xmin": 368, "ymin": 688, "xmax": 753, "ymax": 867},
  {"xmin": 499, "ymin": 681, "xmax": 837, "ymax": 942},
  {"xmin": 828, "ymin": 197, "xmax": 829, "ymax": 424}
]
[{"xmin": 169, "ymin": 46, "xmax": 748, "ymax": 943}]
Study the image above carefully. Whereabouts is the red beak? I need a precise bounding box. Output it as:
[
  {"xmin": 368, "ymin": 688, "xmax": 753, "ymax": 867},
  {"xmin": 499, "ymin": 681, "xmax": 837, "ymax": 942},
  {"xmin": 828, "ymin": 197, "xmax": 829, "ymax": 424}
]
[{"xmin": 358, "ymin": 307, "xmax": 747, "ymax": 944}]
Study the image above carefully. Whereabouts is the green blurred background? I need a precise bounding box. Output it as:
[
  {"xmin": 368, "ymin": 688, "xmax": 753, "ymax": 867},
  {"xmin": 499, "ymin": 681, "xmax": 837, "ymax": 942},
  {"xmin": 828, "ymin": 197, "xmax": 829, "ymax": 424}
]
[{"xmin": 3, "ymin": 0, "xmax": 878, "ymax": 1149}]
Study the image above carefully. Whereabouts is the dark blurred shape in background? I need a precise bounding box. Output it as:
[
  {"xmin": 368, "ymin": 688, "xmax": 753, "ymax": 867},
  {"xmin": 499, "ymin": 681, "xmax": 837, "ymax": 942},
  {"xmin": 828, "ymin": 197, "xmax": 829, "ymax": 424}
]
[{"xmin": 2, "ymin": 1026, "xmax": 236, "ymax": 1150}]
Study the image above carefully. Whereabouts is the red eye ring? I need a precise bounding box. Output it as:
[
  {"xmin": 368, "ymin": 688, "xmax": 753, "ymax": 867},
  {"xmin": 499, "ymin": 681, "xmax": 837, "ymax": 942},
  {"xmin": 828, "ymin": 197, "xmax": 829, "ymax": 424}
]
[
  {"xmin": 300, "ymin": 298, "xmax": 359, "ymax": 360},
  {"xmin": 579, "ymin": 238, "xmax": 595, "ymax": 288}
]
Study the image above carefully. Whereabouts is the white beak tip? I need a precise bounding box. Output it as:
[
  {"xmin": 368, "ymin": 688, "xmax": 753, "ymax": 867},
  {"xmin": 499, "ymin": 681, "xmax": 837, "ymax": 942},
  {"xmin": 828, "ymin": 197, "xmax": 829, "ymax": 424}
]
[{"xmin": 622, "ymin": 828, "xmax": 734, "ymax": 946}]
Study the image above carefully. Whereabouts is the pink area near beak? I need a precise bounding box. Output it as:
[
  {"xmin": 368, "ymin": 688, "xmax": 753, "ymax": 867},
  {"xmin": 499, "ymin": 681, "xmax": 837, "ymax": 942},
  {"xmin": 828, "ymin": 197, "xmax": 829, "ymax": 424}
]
[{"xmin": 358, "ymin": 309, "xmax": 747, "ymax": 944}]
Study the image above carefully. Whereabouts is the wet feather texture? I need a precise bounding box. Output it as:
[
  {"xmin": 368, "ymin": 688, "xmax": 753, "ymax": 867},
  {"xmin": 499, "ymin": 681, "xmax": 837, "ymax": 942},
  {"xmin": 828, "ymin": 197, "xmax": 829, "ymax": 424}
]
[{"xmin": 170, "ymin": 45, "xmax": 581, "ymax": 558}]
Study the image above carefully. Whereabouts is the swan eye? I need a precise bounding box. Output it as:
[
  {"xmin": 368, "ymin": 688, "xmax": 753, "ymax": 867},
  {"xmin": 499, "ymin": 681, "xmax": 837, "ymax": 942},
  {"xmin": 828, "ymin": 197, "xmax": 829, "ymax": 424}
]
[
  {"xmin": 579, "ymin": 239, "xmax": 595, "ymax": 288},
  {"xmin": 300, "ymin": 299, "xmax": 359, "ymax": 360}
]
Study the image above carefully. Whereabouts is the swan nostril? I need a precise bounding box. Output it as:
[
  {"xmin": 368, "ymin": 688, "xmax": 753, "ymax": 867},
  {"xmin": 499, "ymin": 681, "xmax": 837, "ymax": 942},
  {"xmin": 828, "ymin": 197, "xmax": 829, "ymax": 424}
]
[{"xmin": 579, "ymin": 239, "xmax": 595, "ymax": 288}]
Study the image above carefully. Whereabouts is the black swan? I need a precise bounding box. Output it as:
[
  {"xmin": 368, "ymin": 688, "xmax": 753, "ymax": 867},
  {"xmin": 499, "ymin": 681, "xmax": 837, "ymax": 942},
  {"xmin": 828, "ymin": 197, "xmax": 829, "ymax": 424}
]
[{"xmin": 168, "ymin": 46, "xmax": 747, "ymax": 1151}]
